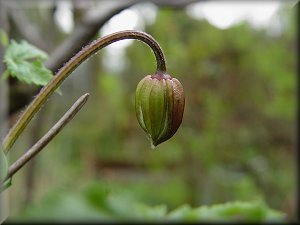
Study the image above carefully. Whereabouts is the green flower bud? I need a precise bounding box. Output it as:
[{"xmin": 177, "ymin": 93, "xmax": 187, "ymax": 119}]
[{"xmin": 135, "ymin": 73, "xmax": 185, "ymax": 148}]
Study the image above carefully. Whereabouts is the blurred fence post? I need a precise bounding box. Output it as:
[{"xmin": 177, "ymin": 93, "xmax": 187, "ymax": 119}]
[{"xmin": 0, "ymin": 0, "xmax": 9, "ymax": 223}]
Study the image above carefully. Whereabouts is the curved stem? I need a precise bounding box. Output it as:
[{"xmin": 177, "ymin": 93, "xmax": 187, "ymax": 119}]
[{"xmin": 2, "ymin": 30, "xmax": 166, "ymax": 154}]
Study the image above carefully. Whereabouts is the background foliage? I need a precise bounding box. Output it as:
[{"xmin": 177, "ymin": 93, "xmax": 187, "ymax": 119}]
[{"xmin": 3, "ymin": 1, "xmax": 297, "ymax": 222}]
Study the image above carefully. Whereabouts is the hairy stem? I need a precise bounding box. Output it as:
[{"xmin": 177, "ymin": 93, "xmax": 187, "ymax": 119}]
[{"xmin": 1, "ymin": 30, "xmax": 166, "ymax": 154}]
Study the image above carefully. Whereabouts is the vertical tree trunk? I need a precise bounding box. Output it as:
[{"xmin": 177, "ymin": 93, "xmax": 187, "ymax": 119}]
[{"xmin": 0, "ymin": 0, "xmax": 9, "ymax": 223}]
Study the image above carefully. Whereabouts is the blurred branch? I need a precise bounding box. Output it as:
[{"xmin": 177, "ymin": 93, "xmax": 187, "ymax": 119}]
[
  {"xmin": 7, "ymin": 3, "xmax": 48, "ymax": 51},
  {"xmin": 45, "ymin": 0, "xmax": 203, "ymax": 71},
  {"xmin": 151, "ymin": 0, "xmax": 203, "ymax": 8},
  {"xmin": 5, "ymin": 0, "xmax": 203, "ymax": 73},
  {"xmin": 45, "ymin": 0, "xmax": 138, "ymax": 72},
  {"xmin": 3, "ymin": 93, "xmax": 90, "ymax": 182}
]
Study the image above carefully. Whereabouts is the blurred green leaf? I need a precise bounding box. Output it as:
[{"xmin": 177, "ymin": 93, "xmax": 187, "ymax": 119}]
[
  {"xmin": 167, "ymin": 201, "xmax": 285, "ymax": 222},
  {"xmin": 166, "ymin": 204, "xmax": 192, "ymax": 220},
  {"xmin": 106, "ymin": 193, "xmax": 167, "ymax": 220},
  {"xmin": 12, "ymin": 192, "xmax": 110, "ymax": 222},
  {"xmin": 11, "ymin": 186, "xmax": 285, "ymax": 222},
  {"xmin": 3, "ymin": 40, "xmax": 61, "ymax": 94},
  {"xmin": 194, "ymin": 201, "xmax": 285, "ymax": 222}
]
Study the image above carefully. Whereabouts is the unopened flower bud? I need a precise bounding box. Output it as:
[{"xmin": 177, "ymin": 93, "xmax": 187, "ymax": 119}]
[{"xmin": 135, "ymin": 73, "xmax": 185, "ymax": 148}]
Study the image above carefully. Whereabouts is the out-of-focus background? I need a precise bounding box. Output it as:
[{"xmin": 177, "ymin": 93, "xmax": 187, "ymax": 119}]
[{"xmin": 0, "ymin": 0, "xmax": 298, "ymax": 222}]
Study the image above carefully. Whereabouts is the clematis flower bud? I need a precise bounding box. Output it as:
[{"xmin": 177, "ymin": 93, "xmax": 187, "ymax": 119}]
[{"xmin": 135, "ymin": 73, "xmax": 185, "ymax": 148}]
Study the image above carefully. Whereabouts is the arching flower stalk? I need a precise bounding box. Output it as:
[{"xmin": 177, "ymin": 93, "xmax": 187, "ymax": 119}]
[{"xmin": 1, "ymin": 30, "xmax": 184, "ymax": 156}]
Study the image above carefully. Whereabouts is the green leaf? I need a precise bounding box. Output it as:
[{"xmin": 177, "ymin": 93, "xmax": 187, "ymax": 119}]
[
  {"xmin": 12, "ymin": 186, "xmax": 286, "ymax": 223},
  {"xmin": 14, "ymin": 192, "xmax": 109, "ymax": 222},
  {"xmin": 106, "ymin": 194, "xmax": 167, "ymax": 220},
  {"xmin": 4, "ymin": 57, "xmax": 53, "ymax": 86},
  {"xmin": 3, "ymin": 40, "xmax": 61, "ymax": 94},
  {"xmin": 191, "ymin": 201, "xmax": 286, "ymax": 222},
  {"xmin": 166, "ymin": 204, "xmax": 191, "ymax": 220},
  {"xmin": 5, "ymin": 40, "xmax": 48, "ymax": 61}
]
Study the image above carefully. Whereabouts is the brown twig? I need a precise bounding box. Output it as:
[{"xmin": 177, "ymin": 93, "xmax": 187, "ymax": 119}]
[{"xmin": 3, "ymin": 93, "xmax": 90, "ymax": 182}]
